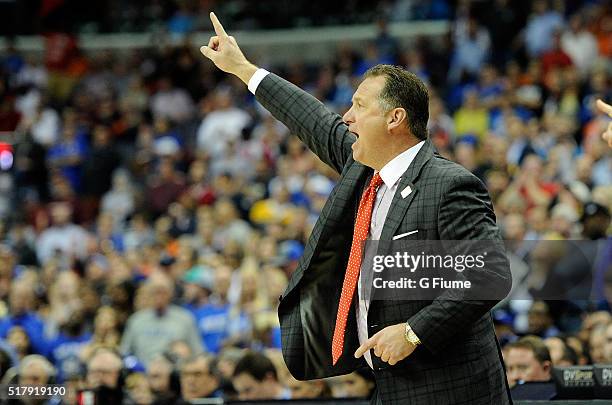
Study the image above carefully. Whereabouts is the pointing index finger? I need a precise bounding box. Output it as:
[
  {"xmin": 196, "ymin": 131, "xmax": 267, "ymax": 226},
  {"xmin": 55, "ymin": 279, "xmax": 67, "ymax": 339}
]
[
  {"xmin": 210, "ymin": 12, "xmax": 228, "ymax": 37},
  {"xmin": 354, "ymin": 336, "xmax": 377, "ymax": 358}
]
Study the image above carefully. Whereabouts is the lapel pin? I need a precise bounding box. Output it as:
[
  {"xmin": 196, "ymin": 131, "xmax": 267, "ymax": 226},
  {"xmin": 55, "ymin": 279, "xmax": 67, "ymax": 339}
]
[{"xmin": 401, "ymin": 185, "xmax": 412, "ymax": 199}]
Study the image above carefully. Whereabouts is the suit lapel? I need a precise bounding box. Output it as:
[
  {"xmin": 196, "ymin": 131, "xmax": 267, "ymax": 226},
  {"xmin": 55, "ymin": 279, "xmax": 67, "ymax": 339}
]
[
  {"xmin": 282, "ymin": 140, "xmax": 436, "ymax": 299},
  {"xmin": 378, "ymin": 139, "xmax": 435, "ymax": 242}
]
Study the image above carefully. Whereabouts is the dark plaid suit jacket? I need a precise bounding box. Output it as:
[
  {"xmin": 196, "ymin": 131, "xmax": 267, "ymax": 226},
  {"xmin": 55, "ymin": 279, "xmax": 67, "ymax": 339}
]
[{"xmin": 257, "ymin": 73, "xmax": 513, "ymax": 404}]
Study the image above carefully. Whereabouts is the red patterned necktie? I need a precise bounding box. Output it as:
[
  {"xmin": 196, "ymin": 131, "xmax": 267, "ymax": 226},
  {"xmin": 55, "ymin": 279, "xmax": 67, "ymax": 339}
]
[{"xmin": 332, "ymin": 172, "xmax": 384, "ymax": 365}]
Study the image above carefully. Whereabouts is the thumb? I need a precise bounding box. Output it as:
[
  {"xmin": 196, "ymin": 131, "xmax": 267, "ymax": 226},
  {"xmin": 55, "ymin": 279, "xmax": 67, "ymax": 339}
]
[
  {"xmin": 200, "ymin": 46, "xmax": 216, "ymax": 61},
  {"xmin": 596, "ymin": 99, "xmax": 612, "ymax": 117}
]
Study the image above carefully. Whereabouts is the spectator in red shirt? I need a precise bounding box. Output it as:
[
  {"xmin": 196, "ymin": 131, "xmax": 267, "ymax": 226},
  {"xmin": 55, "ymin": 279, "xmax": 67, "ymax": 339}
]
[
  {"xmin": 541, "ymin": 30, "xmax": 573, "ymax": 76},
  {"xmin": 146, "ymin": 159, "xmax": 187, "ymax": 217}
]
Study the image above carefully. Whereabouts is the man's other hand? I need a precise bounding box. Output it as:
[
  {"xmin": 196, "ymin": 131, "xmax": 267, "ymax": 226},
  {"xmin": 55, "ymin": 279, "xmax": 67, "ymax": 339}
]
[
  {"xmin": 596, "ymin": 99, "xmax": 612, "ymax": 148},
  {"xmin": 354, "ymin": 323, "xmax": 417, "ymax": 366},
  {"xmin": 200, "ymin": 12, "xmax": 258, "ymax": 84}
]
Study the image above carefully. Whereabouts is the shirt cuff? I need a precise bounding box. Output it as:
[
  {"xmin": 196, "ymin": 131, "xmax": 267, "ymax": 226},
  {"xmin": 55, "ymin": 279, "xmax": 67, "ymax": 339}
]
[{"xmin": 247, "ymin": 68, "xmax": 270, "ymax": 95}]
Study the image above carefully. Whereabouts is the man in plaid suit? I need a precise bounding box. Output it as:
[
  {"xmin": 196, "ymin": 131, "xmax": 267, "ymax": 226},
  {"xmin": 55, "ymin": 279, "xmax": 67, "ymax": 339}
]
[{"xmin": 201, "ymin": 13, "xmax": 513, "ymax": 404}]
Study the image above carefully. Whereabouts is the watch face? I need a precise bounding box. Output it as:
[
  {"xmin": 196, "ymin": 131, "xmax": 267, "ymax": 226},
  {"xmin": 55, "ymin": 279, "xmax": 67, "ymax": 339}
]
[{"xmin": 405, "ymin": 326, "xmax": 420, "ymax": 345}]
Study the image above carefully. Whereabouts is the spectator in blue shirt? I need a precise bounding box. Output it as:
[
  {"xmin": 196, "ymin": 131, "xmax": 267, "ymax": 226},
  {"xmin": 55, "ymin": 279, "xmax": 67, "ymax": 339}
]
[
  {"xmin": 47, "ymin": 307, "xmax": 92, "ymax": 382},
  {"xmin": 46, "ymin": 121, "xmax": 88, "ymax": 192},
  {"xmin": 524, "ymin": 0, "xmax": 564, "ymax": 57},
  {"xmin": 0, "ymin": 281, "xmax": 47, "ymax": 355},
  {"xmin": 449, "ymin": 17, "xmax": 491, "ymax": 83},
  {"xmin": 193, "ymin": 265, "xmax": 233, "ymax": 353}
]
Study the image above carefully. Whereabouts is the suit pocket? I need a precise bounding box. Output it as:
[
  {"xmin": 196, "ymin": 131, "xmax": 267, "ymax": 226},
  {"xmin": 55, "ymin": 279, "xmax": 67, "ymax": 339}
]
[{"xmin": 392, "ymin": 230, "xmax": 418, "ymax": 240}]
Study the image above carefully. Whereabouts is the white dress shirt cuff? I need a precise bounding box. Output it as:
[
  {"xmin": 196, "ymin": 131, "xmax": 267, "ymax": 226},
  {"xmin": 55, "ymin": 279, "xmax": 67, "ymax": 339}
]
[{"xmin": 247, "ymin": 68, "xmax": 270, "ymax": 95}]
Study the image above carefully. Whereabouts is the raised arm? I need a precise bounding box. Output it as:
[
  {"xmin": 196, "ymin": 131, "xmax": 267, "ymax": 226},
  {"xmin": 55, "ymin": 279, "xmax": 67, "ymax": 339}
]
[
  {"xmin": 200, "ymin": 12, "xmax": 353, "ymax": 173},
  {"xmin": 253, "ymin": 73, "xmax": 354, "ymax": 174}
]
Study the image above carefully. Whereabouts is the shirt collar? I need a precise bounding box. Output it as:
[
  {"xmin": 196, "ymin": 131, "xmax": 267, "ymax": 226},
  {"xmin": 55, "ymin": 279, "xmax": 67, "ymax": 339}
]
[{"xmin": 378, "ymin": 141, "xmax": 425, "ymax": 188}]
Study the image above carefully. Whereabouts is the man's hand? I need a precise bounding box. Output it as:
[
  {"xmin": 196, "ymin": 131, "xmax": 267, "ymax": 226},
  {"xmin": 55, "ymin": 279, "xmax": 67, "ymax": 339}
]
[
  {"xmin": 200, "ymin": 12, "xmax": 258, "ymax": 84},
  {"xmin": 596, "ymin": 99, "xmax": 612, "ymax": 148},
  {"xmin": 354, "ymin": 323, "xmax": 417, "ymax": 366}
]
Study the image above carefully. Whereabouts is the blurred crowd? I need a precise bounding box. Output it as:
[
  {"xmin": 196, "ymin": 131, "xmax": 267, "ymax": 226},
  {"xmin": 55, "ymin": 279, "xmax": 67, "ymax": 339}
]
[
  {"xmin": 0, "ymin": 0, "xmax": 452, "ymax": 36},
  {"xmin": 0, "ymin": 0, "xmax": 611, "ymax": 403}
]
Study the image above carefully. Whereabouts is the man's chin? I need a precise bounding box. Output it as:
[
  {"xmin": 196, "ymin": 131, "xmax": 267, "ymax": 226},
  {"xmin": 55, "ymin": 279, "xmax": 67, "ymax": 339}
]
[
  {"xmin": 351, "ymin": 144, "xmax": 359, "ymax": 159},
  {"xmin": 351, "ymin": 148, "xmax": 375, "ymax": 169}
]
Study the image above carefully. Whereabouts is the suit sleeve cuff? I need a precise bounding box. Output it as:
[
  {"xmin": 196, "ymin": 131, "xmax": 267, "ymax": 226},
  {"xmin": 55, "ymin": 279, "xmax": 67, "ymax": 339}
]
[{"xmin": 248, "ymin": 68, "xmax": 270, "ymax": 95}]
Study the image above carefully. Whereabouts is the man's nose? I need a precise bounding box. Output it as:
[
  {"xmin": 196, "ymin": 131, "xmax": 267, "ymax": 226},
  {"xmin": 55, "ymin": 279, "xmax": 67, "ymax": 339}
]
[{"xmin": 342, "ymin": 108, "xmax": 354, "ymax": 125}]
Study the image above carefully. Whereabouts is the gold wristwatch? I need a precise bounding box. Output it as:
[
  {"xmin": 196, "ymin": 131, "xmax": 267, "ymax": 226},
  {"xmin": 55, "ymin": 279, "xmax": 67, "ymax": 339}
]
[{"xmin": 405, "ymin": 322, "xmax": 421, "ymax": 346}]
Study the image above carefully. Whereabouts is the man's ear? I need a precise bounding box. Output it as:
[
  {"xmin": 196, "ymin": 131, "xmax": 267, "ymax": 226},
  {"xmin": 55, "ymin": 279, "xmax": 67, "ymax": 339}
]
[
  {"xmin": 542, "ymin": 360, "xmax": 552, "ymax": 374},
  {"xmin": 387, "ymin": 108, "xmax": 407, "ymax": 132}
]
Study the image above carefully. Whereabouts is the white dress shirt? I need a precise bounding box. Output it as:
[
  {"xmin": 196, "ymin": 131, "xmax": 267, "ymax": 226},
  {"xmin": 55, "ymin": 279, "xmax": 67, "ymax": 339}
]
[
  {"xmin": 248, "ymin": 68, "xmax": 271, "ymax": 94},
  {"xmin": 356, "ymin": 141, "xmax": 424, "ymax": 368},
  {"xmin": 248, "ymin": 68, "xmax": 424, "ymax": 368}
]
